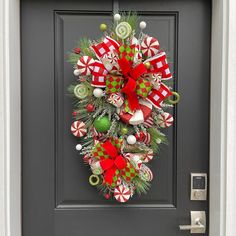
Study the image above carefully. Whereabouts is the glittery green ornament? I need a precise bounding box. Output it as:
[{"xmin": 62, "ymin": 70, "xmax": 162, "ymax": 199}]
[
  {"xmin": 94, "ymin": 116, "xmax": 111, "ymax": 133},
  {"xmin": 100, "ymin": 23, "xmax": 107, "ymax": 31},
  {"xmin": 120, "ymin": 127, "xmax": 128, "ymax": 135}
]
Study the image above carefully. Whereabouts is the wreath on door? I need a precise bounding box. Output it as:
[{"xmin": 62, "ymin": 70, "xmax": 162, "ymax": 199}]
[{"xmin": 68, "ymin": 13, "xmax": 179, "ymax": 203}]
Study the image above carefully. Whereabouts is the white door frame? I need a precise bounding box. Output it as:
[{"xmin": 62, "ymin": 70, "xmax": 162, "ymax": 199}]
[{"xmin": 0, "ymin": 0, "xmax": 235, "ymax": 235}]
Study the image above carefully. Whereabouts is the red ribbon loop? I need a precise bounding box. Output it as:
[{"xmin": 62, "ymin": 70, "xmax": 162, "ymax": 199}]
[
  {"xmin": 100, "ymin": 140, "xmax": 127, "ymax": 185},
  {"xmin": 118, "ymin": 58, "xmax": 147, "ymax": 111}
]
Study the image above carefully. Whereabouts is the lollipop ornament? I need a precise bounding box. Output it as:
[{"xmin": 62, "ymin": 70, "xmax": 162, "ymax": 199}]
[{"xmin": 115, "ymin": 22, "xmax": 132, "ymax": 39}]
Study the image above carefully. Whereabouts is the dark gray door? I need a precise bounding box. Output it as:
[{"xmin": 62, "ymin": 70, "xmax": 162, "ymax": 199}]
[{"xmin": 21, "ymin": 0, "xmax": 211, "ymax": 235}]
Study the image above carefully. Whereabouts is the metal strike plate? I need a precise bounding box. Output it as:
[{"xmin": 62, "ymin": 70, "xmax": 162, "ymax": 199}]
[
  {"xmin": 191, "ymin": 173, "xmax": 207, "ymax": 201},
  {"xmin": 179, "ymin": 211, "xmax": 206, "ymax": 234}
]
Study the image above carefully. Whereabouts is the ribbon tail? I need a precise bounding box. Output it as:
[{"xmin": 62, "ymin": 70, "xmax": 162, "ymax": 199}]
[
  {"xmin": 125, "ymin": 92, "xmax": 140, "ymax": 111},
  {"xmin": 104, "ymin": 167, "xmax": 117, "ymax": 185}
]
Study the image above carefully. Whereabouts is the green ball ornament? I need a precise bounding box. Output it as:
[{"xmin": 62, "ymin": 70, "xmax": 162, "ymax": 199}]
[
  {"xmin": 100, "ymin": 23, "xmax": 107, "ymax": 31},
  {"xmin": 144, "ymin": 62, "xmax": 151, "ymax": 69},
  {"xmin": 94, "ymin": 116, "xmax": 111, "ymax": 133},
  {"xmin": 120, "ymin": 127, "xmax": 128, "ymax": 135}
]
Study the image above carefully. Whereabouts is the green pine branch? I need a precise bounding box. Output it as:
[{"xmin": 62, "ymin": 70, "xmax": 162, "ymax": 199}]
[{"xmin": 133, "ymin": 176, "xmax": 151, "ymax": 195}]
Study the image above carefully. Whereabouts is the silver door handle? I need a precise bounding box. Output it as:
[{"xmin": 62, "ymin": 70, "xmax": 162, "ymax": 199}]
[
  {"xmin": 179, "ymin": 218, "xmax": 205, "ymax": 230},
  {"xmin": 179, "ymin": 211, "xmax": 206, "ymax": 234}
]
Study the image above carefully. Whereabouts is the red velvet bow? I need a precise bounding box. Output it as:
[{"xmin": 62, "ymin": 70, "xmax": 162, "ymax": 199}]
[
  {"xmin": 100, "ymin": 140, "xmax": 127, "ymax": 185},
  {"xmin": 118, "ymin": 58, "xmax": 147, "ymax": 111}
]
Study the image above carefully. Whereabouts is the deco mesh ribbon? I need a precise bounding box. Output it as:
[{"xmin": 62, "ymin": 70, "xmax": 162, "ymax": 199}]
[{"xmin": 68, "ymin": 13, "xmax": 180, "ymax": 203}]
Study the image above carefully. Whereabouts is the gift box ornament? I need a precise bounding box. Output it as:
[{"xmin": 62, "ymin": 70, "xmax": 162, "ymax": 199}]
[
  {"xmin": 106, "ymin": 76, "xmax": 124, "ymax": 94},
  {"xmin": 118, "ymin": 99, "xmax": 153, "ymax": 125},
  {"xmin": 107, "ymin": 93, "xmax": 124, "ymax": 108}
]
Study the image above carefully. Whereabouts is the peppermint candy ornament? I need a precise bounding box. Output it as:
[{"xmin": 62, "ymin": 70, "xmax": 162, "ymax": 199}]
[
  {"xmin": 71, "ymin": 121, "xmax": 87, "ymax": 137},
  {"xmin": 114, "ymin": 185, "xmax": 131, "ymax": 203},
  {"xmin": 142, "ymin": 150, "xmax": 154, "ymax": 163},
  {"xmin": 141, "ymin": 36, "xmax": 160, "ymax": 58},
  {"xmin": 77, "ymin": 56, "xmax": 94, "ymax": 76},
  {"xmin": 157, "ymin": 112, "xmax": 174, "ymax": 128}
]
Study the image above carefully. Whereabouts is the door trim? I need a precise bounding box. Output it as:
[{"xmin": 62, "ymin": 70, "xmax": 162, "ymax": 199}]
[{"xmin": 0, "ymin": 0, "xmax": 235, "ymax": 236}]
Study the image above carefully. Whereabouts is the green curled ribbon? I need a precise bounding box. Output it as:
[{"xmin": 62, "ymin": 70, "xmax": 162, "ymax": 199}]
[
  {"xmin": 168, "ymin": 91, "xmax": 180, "ymax": 104},
  {"xmin": 89, "ymin": 174, "xmax": 100, "ymax": 186}
]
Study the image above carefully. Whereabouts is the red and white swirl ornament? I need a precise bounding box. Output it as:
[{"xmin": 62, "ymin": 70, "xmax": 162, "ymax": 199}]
[
  {"xmin": 114, "ymin": 185, "xmax": 131, "ymax": 203},
  {"xmin": 135, "ymin": 131, "xmax": 151, "ymax": 145},
  {"xmin": 77, "ymin": 56, "xmax": 94, "ymax": 76},
  {"xmin": 71, "ymin": 121, "xmax": 87, "ymax": 137},
  {"xmin": 143, "ymin": 116, "xmax": 154, "ymax": 128},
  {"xmin": 157, "ymin": 112, "xmax": 174, "ymax": 128},
  {"xmin": 141, "ymin": 36, "xmax": 160, "ymax": 58},
  {"xmin": 142, "ymin": 150, "xmax": 154, "ymax": 163},
  {"xmin": 139, "ymin": 165, "xmax": 153, "ymax": 182}
]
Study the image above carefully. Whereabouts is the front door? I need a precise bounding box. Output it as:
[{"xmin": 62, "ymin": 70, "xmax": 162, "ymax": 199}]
[{"xmin": 21, "ymin": 0, "xmax": 211, "ymax": 235}]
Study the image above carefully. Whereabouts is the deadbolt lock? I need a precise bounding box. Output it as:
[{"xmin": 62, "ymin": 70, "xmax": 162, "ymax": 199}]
[{"xmin": 191, "ymin": 173, "xmax": 207, "ymax": 201}]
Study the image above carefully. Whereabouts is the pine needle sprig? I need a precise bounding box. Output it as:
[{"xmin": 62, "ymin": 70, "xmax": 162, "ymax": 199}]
[
  {"xmin": 67, "ymin": 52, "xmax": 81, "ymax": 65},
  {"xmin": 79, "ymin": 38, "xmax": 96, "ymax": 58},
  {"xmin": 120, "ymin": 11, "xmax": 139, "ymax": 31},
  {"xmin": 147, "ymin": 127, "xmax": 167, "ymax": 152},
  {"xmin": 133, "ymin": 177, "xmax": 151, "ymax": 195}
]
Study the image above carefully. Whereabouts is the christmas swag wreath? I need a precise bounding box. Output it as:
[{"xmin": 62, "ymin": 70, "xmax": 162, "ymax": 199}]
[{"xmin": 68, "ymin": 13, "xmax": 180, "ymax": 203}]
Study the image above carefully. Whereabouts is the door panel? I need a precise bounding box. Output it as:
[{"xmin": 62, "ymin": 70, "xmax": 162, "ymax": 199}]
[
  {"xmin": 55, "ymin": 11, "xmax": 177, "ymax": 207},
  {"xmin": 21, "ymin": 0, "xmax": 211, "ymax": 235}
]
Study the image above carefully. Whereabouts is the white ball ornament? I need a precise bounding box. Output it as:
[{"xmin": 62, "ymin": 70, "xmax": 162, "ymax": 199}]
[
  {"xmin": 73, "ymin": 69, "xmax": 80, "ymax": 76},
  {"xmin": 156, "ymin": 138, "xmax": 162, "ymax": 144},
  {"xmin": 76, "ymin": 144, "xmax": 83, "ymax": 151},
  {"xmin": 139, "ymin": 21, "xmax": 147, "ymax": 29},
  {"xmin": 114, "ymin": 13, "xmax": 121, "ymax": 21},
  {"xmin": 127, "ymin": 135, "xmax": 137, "ymax": 145},
  {"xmin": 93, "ymin": 88, "xmax": 104, "ymax": 98}
]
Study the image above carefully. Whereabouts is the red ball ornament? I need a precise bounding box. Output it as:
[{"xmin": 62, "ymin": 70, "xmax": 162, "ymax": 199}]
[
  {"xmin": 104, "ymin": 193, "xmax": 110, "ymax": 199},
  {"xmin": 72, "ymin": 111, "xmax": 77, "ymax": 116},
  {"xmin": 74, "ymin": 48, "xmax": 81, "ymax": 54},
  {"xmin": 86, "ymin": 104, "xmax": 94, "ymax": 112}
]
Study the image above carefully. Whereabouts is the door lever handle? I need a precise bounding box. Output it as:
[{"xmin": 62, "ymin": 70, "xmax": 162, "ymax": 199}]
[
  {"xmin": 179, "ymin": 218, "xmax": 205, "ymax": 230},
  {"xmin": 179, "ymin": 211, "xmax": 206, "ymax": 234}
]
